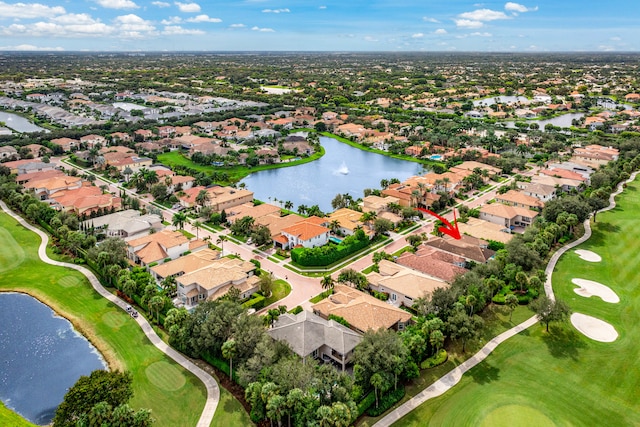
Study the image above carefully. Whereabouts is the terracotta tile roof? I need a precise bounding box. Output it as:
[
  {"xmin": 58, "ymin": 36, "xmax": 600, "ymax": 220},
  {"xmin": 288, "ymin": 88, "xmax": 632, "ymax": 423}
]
[
  {"xmin": 151, "ymin": 248, "xmax": 220, "ymax": 279},
  {"xmin": 282, "ymin": 221, "xmax": 330, "ymax": 241},
  {"xmin": 540, "ymin": 168, "xmax": 587, "ymax": 182},
  {"xmin": 480, "ymin": 203, "xmax": 540, "ymax": 221},
  {"xmin": 176, "ymin": 257, "xmax": 257, "ymax": 291},
  {"xmin": 424, "ymin": 234, "xmax": 495, "ymax": 264},
  {"xmin": 457, "ymin": 217, "xmax": 514, "ymax": 244},
  {"xmin": 312, "ymin": 285, "xmax": 412, "ymax": 333},
  {"xmin": 226, "ymin": 202, "xmax": 281, "ymax": 223},
  {"xmin": 495, "ymin": 190, "xmax": 544, "ymax": 209},
  {"xmin": 367, "ymin": 260, "xmax": 449, "ymax": 300},
  {"xmin": 396, "ymin": 246, "xmax": 467, "ymax": 282},
  {"xmin": 128, "ymin": 229, "xmax": 189, "ymax": 264}
]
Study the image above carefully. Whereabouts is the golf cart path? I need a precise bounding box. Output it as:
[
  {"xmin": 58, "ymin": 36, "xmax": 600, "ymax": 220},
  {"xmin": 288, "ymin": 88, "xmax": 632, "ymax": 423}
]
[{"xmin": 0, "ymin": 201, "xmax": 219, "ymax": 427}]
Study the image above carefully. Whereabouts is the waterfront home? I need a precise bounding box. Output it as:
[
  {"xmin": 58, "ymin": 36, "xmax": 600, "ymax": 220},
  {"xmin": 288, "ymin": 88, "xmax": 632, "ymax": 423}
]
[{"xmin": 127, "ymin": 229, "xmax": 206, "ymax": 267}]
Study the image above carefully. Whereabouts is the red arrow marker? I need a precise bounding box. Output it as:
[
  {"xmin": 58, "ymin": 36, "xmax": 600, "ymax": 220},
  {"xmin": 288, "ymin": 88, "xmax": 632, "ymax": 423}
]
[{"xmin": 416, "ymin": 207, "xmax": 462, "ymax": 240}]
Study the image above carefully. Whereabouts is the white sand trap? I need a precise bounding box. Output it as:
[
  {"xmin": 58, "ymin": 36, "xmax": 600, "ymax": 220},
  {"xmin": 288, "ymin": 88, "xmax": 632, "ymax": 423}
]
[
  {"xmin": 571, "ymin": 278, "xmax": 620, "ymax": 303},
  {"xmin": 575, "ymin": 249, "xmax": 602, "ymax": 262},
  {"xmin": 571, "ymin": 313, "xmax": 618, "ymax": 342}
]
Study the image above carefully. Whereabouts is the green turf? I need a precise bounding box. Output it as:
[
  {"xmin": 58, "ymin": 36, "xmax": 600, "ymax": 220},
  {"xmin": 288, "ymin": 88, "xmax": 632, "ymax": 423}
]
[
  {"xmin": 392, "ymin": 180, "xmax": 640, "ymax": 426},
  {"xmin": 262, "ymin": 279, "xmax": 291, "ymax": 307},
  {"xmin": 0, "ymin": 402, "xmax": 37, "ymax": 427},
  {"xmin": 0, "ymin": 212, "xmax": 206, "ymax": 427}
]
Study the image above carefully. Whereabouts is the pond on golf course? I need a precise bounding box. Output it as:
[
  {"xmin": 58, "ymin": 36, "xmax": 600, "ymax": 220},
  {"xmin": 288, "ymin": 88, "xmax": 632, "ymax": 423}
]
[{"xmin": 0, "ymin": 292, "xmax": 107, "ymax": 425}]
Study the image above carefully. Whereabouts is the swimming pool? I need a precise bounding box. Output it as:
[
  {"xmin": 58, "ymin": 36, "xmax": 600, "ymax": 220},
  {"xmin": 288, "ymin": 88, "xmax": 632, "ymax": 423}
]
[
  {"xmin": 329, "ymin": 236, "xmax": 343, "ymax": 244},
  {"xmin": 429, "ymin": 154, "xmax": 444, "ymax": 161}
]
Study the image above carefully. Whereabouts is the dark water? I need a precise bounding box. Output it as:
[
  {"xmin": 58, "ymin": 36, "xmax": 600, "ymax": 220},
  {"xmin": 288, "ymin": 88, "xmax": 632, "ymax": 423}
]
[
  {"xmin": 0, "ymin": 293, "xmax": 107, "ymax": 425},
  {"xmin": 240, "ymin": 136, "xmax": 427, "ymax": 212}
]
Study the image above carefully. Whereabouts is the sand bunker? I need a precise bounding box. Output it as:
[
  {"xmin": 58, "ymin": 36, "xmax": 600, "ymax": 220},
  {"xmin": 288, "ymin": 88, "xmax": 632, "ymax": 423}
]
[
  {"xmin": 571, "ymin": 278, "xmax": 620, "ymax": 303},
  {"xmin": 575, "ymin": 250, "xmax": 602, "ymax": 262},
  {"xmin": 571, "ymin": 313, "xmax": 618, "ymax": 342}
]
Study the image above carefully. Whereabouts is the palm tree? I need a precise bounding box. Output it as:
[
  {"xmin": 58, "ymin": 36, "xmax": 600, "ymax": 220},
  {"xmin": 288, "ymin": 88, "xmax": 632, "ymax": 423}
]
[
  {"xmin": 329, "ymin": 219, "xmax": 341, "ymax": 235},
  {"xmin": 284, "ymin": 200, "xmax": 293, "ymax": 211},
  {"xmin": 149, "ymin": 295, "xmax": 164, "ymax": 324},
  {"xmin": 359, "ymin": 211, "xmax": 377, "ymax": 230},
  {"xmin": 161, "ymin": 275, "xmax": 177, "ymax": 298},
  {"xmin": 172, "ymin": 212, "xmax": 187, "ymax": 230},
  {"xmin": 221, "ymin": 339, "xmax": 237, "ymax": 381},
  {"xmin": 321, "ymin": 275, "xmax": 335, "ymax": 292},
  {"xmin": 216, "ymin": 234, "xmax": 227, "ymax": 254},
  {"xmin": 195, "ymin": 189, "xmax": 210, "ymax": 208},
  {"xmin": 505, "ymin": 294, "xmax": 519, "ymax": 322},
  {"xmin": 192, "ymin": 220, "xmax": 202, "ymax": 239}
]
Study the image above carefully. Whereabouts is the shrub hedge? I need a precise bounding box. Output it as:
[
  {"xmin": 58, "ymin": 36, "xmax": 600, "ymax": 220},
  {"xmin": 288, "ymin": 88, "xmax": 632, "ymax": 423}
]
[
  {"xmin": 366, "ymin": 386, "xmax": 405, "ymax": 417},
  {"xmin": 291, "ymin": 229, "xmax": 369, "ymax": 267},
  {"xmin": 242, "ymin": 294, "xmax": 266, "ymax": 310},
  {"xmin": 420, "ymin": 349, "xmax": 448, "ymax": 369},
  {"xmin": 357, "ymin": 391, "xmax": 376, "ymax": 417}
]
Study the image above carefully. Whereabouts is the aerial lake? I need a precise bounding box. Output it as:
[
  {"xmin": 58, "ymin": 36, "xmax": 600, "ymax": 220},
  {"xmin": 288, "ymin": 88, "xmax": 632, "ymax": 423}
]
[
  {"xmin": 240, "ymin": 136, "xmax": 428, "ymax": 213},
  {"xmin": 0, "ymin": 111, "xmax": 48, "ymax": 133},
  {"xmin": 0, "ymin": 293, "xmax": 107, "ymax": 425}
]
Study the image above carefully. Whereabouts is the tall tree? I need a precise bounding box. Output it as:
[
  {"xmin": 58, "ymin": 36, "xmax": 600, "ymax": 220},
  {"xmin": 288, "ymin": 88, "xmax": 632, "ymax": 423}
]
[
  {"xmin": 531, "ymin": 296, "xmax": 572, "ymax": 332},
  {"xmin": 221, "ymin": 339, "xmax": 237, "ymax": 381},
  {"xmin": 172, "ymin": 212, "xmax": 187, "ymax": 230}
]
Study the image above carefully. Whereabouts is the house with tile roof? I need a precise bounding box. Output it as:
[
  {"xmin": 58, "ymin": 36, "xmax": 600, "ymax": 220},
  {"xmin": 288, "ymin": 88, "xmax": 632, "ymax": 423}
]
[
  {"xmin": 396, "ymin": 245, "xmax": 468, "ymax": 282},
  {"xmin": 0, "ymin": 146, "xmax": 18, "ymax": 160},
  {"xmin": 268, "ymin": 311, "xmax": 363, "ymax": 372},
  {"xmin": 79, "ymin": 134, "xmax": 106, "ymax": 148},
  {"xmin": 325, "ymin": 208, "xmax": 372, "ymax": 237},
  {"xmin": 81, "ymin": 209, "xmax": 162, "ymax": 240},
  {"xmin": 480, "ymin": 203, "xmax": 539, "ymax": 230},
  {"xmin": 516, "ymin": 182, "xmax": 556, "ymax": 202},
  {"xmin": 172, "ymin": 255, "xmax": 260, "ymax": 308},
  {"xmin": 456, "ymin": 217, "xmax": 514, "ymax": 244},
  {"xmin": 179, "ymin": 185, "xmax": 254, "ymax": 211},
  {"xmin": 312, "ymin": 285, "xmax": 413, "ymax": 334},
  {"xmin": 127, "ymin": 229, "xmax": 206, "ymax": 267},
  {"xmin": 366, "ymin": 260, "xmax": 449, "ymax": 308},
  {"xmin": 425, "ymin": 234, "xmax": 495, "ymax": 265},
  {"xmin": 51, "ymin": 186, "xmax": 122, "ymax": 216},
  {"xmin": 280, "ymin": 218, "xmax": 330, "ymax": 250},
  {"xmin": 23, "ymin": 174, "xmax": 83, "ymax": 199},
  {"xmin": 50, "ymin": 137, "xmax": 79, "ymax": 152},
  {"xmin": 495, "ymin": 190, "xmax": 544, "ymax": 210}
]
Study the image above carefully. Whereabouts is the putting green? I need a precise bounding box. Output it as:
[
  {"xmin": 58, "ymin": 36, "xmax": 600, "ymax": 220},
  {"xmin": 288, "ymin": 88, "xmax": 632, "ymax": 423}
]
[
  {"xmin": 58, "ymin": 275, "xmax": 82, "ymax": 288},
  {"xmin": 480, "ymin": 405, "xmax": 555, "ymax": 427},
  {"xmin": 0, "ymin": 227, "xmax": 25, "ymax": 273},
  {"xmin": 145, "ymin": 361, "xmax": 186, "ymax": 391}
]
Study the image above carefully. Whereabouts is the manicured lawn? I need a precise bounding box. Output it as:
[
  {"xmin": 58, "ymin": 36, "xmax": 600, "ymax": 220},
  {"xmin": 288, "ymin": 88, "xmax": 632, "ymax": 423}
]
[
  {"xmin": 262, "ymin": 279, "xmax": 291, "ymax": 307},
  {"xmin": 0, "ymin": 402, "xmax": 36, "ymax": 427},
  {"xmin": 0, "ymin": 212, "xmax": 212, "ymax": 427},
  {"xmin": 391, "ymin": 181, "xmax": 640, "ymax": 426},
  {"xmin": 157, "ymin": 145, "xmax": 325, "ymax": 184}
]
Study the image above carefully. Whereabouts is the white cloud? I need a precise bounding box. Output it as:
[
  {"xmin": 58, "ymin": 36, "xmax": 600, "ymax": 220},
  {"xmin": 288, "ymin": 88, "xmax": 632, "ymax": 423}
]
[
  {"xmin": 251, "ymin": 26, "xmax": 274, "ymax": 32},
  {"xmin": 319, "ymin": 5, "xmax": 326, "ymax": 9},
  {"xmin": 114, "ymin": 13, "xmax": 156, "ymax": 35},
  {"xmin": 262, "ymin": 8, "xmax": 290, "ymax": 13},
  {"xmin": 0, "ymin": 1, "xmax": 65, "ymax": 19},
  {"xmin": 471, "ymin": 32, "xmax": 492, "ymax": 37},
  {"xmin": 162, "ymin": 25, "xmax": 204, "ymax": 35},
  {"xmin": 364, "ymin": 36, "xmax": 378, "ymax": 42},
  {"xmin": 411, "ymin": 33, "xmax": 424, "ymax": 38},
  {"xmin": 504, "ymin": 2, "xmax": 538, "ymax": 13},
  {"xmin": 422, "ymin": 16, "xmax": 440, "ymax": 23},
  {"xmin": 175, "ymin": 2, "xmax": 200, "ymax": 12},
  {"xmin": 161, "ymin": 16, "xmax": 182, "ymax": 24},
  {"xmin": 96, "ymin": 0, "xmax": 139, "ymax": 9},
  {"xmin": 229, "ymin": 23, "xmax": 245, "ymax": 28},
  {"xmin": 610, "ymin": 36, "xmax": 621, "ymax": 41},
  {"xmin": 434, "ymin": 28, "xmax": 447, "ymax": 35},
  {"xmin": 186, "ymin": 14, "xmax": 221, "ymax": 23},
  {"xmin": 0, "ymin": 43, "xmax": 64, "ymax": 51},
  {"xmin": 459, "ymin": 9, "xmax": 509, "ymax": 21},
  {"xmin": 454, "ymin": 19, "xmax": 484, "ymax": 28},
  {"xmin": 152, "ymin": 1, "xmax": 170, "ymax": 7}
]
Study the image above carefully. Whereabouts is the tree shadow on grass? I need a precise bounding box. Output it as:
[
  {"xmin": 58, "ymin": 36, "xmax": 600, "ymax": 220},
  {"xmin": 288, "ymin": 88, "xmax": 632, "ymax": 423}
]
[
  {"xmin": 594, "ymin": 222, "xmax": 621, "ymax": 234},
  {"xmin": 541, "ymin": 325, "xmax": 586, "ymax": 361},
  {"xmin": 469, "ymin": 362, "xmax": 500, "ymax": 385}
]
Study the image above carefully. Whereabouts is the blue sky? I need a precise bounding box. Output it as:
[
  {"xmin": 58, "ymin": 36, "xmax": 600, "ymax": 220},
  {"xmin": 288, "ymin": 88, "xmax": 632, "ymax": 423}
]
[{"xmin": 0, "ymin": 0, "xmax": 638, "ymax": 52}]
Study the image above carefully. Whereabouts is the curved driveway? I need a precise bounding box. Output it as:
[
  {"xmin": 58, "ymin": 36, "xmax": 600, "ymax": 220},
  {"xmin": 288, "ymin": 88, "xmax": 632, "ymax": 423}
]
[{"xmin": 0, "ymin": 201, "xmax": 219, "ymax": 427}]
